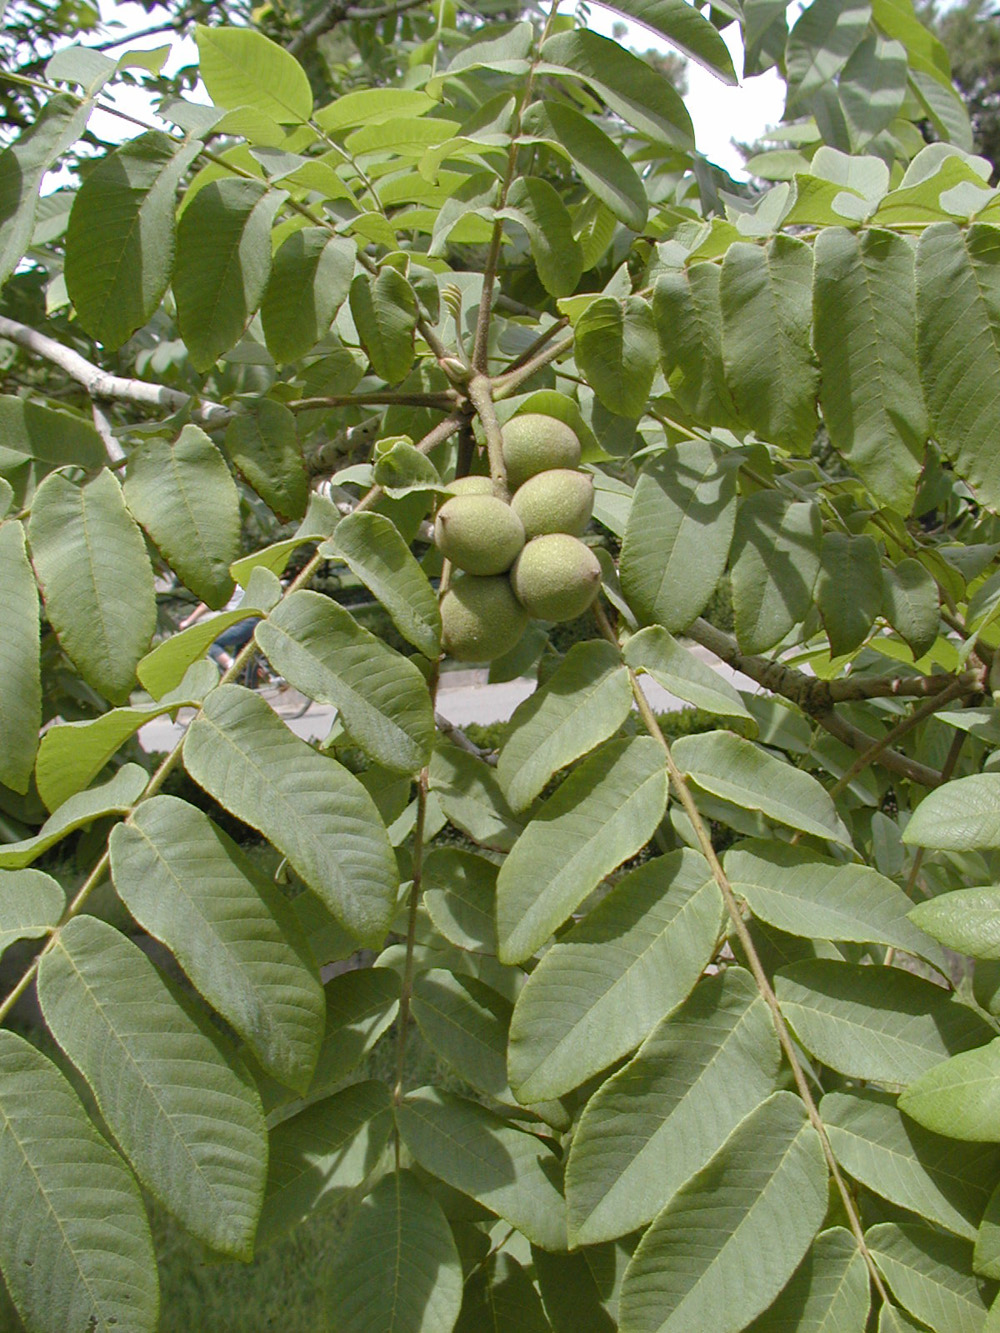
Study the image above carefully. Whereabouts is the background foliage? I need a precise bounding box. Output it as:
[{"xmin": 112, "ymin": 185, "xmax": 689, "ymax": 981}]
[{"xmin": 3, "ymin": 0, "xmax": 1000, "ymax": 1329}]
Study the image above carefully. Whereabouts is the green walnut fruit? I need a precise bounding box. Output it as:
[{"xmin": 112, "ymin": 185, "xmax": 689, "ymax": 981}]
[
  {"xmin": 501, "ymin": 413, "xmax": 581, "ymax": 490},
  {"xmin": 511, "ymin": 533, "xmax": 601, "ymax": 623},
  {"xmin": 447, "ymin": 475, "xmax": 494, "ymax": 496},
  {"xmin": 434, "ymin": 494, "xmax": 525, "ymax": 575},
  {"xmin": 511, "ymin": 469, "xmax": 594, "ymax": 539},
  {"xmin": 440, "ymin": 573, "xmax": 529, "ymax": 662}
]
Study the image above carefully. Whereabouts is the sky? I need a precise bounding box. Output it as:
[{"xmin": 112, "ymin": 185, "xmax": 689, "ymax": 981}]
[{"xmin": 83, "ymin": 0, "xmax": 788, "ymax": 178}]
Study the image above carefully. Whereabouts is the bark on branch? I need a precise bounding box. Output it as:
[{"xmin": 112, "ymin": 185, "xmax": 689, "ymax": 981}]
[{"xmin": 0, "ymin": 315, "xmax": 231, "ymax": 427}]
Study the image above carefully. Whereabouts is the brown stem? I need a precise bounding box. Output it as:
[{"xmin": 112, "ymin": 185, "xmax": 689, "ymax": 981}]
[
  {"xmin": 288, "ymin": 391, "xmax": 458, "ymax": 412},
  {"xmin": 491, "ymin": 333, "xmax": 575, "ymax": 400},
  {"xmin": 826, "ymin": 677, "xmax": 968, "ymax": 801},
  {"xmin": 593, "ymin": 602, "xmax": 890, "ymax": 1304},
  {"xmin": 502, "ymin": 317, "xmax": 569, "ymax": 377},
  {"xmin": 814, "ymin": 710, "xmax": 943, "ymax": 788},
  {"xmin": 467, "ymin": 374, "xmax": 510, "ymax": 500}
]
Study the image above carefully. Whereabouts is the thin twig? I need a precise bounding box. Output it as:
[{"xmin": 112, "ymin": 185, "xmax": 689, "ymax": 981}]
[
  {"xmin": 467, "ymin": 374, "xmax": 509, "ymax": 500},
  {"xmin": 491, "ymin": 332, "xmax": 575, "ymax": 399}
]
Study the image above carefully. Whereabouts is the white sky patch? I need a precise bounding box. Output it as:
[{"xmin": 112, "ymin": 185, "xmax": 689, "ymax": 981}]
[{"xmin": 61, "ymin": 0, "xmax": 788, "ymax": 179}]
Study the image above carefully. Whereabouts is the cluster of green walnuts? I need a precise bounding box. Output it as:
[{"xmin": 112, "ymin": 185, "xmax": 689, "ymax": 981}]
[{"xmin": 436, "ymin": 413, "xmax": 600, "ymax": 663}]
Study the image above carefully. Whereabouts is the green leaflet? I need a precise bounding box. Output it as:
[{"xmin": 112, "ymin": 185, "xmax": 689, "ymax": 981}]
[
  {"xmin": 395, "ymin": 1087, "xmax": 567, "ymax": 1250},
  {"xmin": 866, "ymin": 1222, "xmax": 993, "ymax": 1332},
  {"xmin": 653, "ymin": 262, "xmax": 741, "ymax": 427},
  {"xmin": 496, "ymin": 735, "xmax": 670, "ymax": 963},
  {"xmin": 325, "ymin": 1170, "xmax": 463, "ymax": 1332},
  {"xmin": 0, "ymin": 94, "xmax": 93, "ymax": 288},
  {"xmin": 575, "ymin": 296, "xmax": 657, "ymax": 419},
  {"xmin": 183, "ymin": 685, "xmax": 399, "ymax": 947},
  {"xmin": 34, "ymin": 659, "xmax": 216, "ymax": 811},
  {"xmin": 0, "ymin": 868, "xmax": 64, "ymax": 961},
  {"xmin": 775, "ymin": 959, "xmax": 993, "ymax": 1083},
  {"xmin": 813, "ymin": 226, "xmax": 927, "ymax": 511},
  {"xmin": 904, "ymin": 774, "xmax": 1000, "ymax": 850},
  {"xmin": 37, "ymin": 915, "xmax": 268, "ymax": 1260},
  {"xmin": 821, "ymin": 1088, "xmax": 998, "ymax": 1239},
  {"xmin": 882, "ymin": 558, "xmax": 940, "ymax": 658},
  {"xmin": 0, "ymin": 1029, "xmax": 159, "ymax": 1333},
  {"xmin": 256, "ymin": 1081, "xmax": 393, "ymax": 1250},
  {"xmin": 109, "ymin": 795, "xmax": 325, "ymax": 1092},
  {"xmin": 0, "ymin": 518, "xmax": 40, "ymax": 792},
  {"xmin": 261, "ymin": 227, "xmax": 355, "ymax": 366},
  {"xmin": 508, "ymin": 850, "xmax": 723, "ymax": 1103},
  {"xmin": 123, "ymin": 425, "xmax": 241, "ymax": 607},
  {"xmin": 816, "ymin": 531, "xmax": 883, "ymax": 654},
  {"xmin": 262, "ymin": 967, "xmax": 400, "ymax": 1117},
  {"xmin": 500, "ymin": 176, "xmax": 583, "ymax": 298},
  {"xmin": 910, "ymin": 887, "xmax": 1000, "ymax": 959},
  {"xmin": 673, "ymin": 730, "xmax": 852, "ymax": 846},
  {"xmin": 0, "ymin": 394, "xmax": 105, "ymax": 509},
  {"xmin": 724, "ymin": 838, "xmax": 945, "ymax": 967},
  {"xmin": 174, "ymin": 178, "xmax": 285, "ymax": 371},
  {"xmin": 785, "ymin": 0, "xmax": 871, "ymax": 107},
  {"xmin": 618, "ymin": 1092, "xmax": 828, "ymax": 1333},
  {"xmin": 623, "ymin": 625, "xmax": 755, "ymax": 725},
  {"xmin": 731, "ymin": 491, "xmax": 823, "ymax": 654},
  {"xmin": 137, "ymin": 565, "xmax": 282, "ymax": 699},
  {"xmin": 565, "ymin": 968, "xmax": 780, "ymax": 1245},
  {"xmin": 917, "ymin": 224, "xmax": 1000, "ymax": 511},
  {"xmin": 532, "ymin": 1246, "xmax": 620, "ymax": 1333},
  {"xmin": 411, "ymin": 969, "xmax": 512, "ymax": 1103},
  {"xmin": 539, "ymin": 29, "xmax": 694, "ymax": 148},
  {"xmin": 423, "ymin": 848, "xmax": 499, "ymax": 954},
  {"xmin": 196, "ymin": 23, "xmax": 313, "ymax": 123},
  {"xmin": 327, "ymin": 510, "xmax": 441, "ymax": 658},
  {"xmin": 457, "ymin": 1253, "xmax": 551, "ymax": 1333},
  {"xmin": 839, "ymin": 34, "xmax": 908, "ymax": 147},
  {"xmin": 349, "ymin": 268, "xmax": 418, "ymax": 384},
  {"xmin": 28, "ymin": 468, "xmax": 156, "ymax": 704},
  {"xmin": 65, "ymin": 131, "xmax": 201, "ymax": 348},
  {"xmin": 596, "ymin": 0, "xmax": 737, "ymax": 81},
  {"xmin": 225, "ymin": 398, "xmax": 310, "ymax": 522},
  {"xmin": 0, "ymin": 763, "xmax": 148, "ymax": 870},
  {"xmin": 720, "ymin": 235, "xmax": 819, "ymax": 452},
  {"xmin": 497, "ymin": 639, "xmax": 633, "ymax": 813},
  {"xmin": 899, "ymin": 1040, "xmax": 1000, "ymax": 1142},
  {"xmin": 744, "ymin": 1227, "xmax": 871, "ymax": 1332},
  {"xmin": 522, "ymin": 101, "xmax": 648, "ymax": 232},
  {"xmin": 619, "ymin": 440, "xmax": 738, "ymax": 633},
  {"xmin": 430, "ymin": 743, "xmax": 522, "ymax": 852},
  {"xmin": 257, "ymin": 590, "xmax": 434, "ymax": 774}
]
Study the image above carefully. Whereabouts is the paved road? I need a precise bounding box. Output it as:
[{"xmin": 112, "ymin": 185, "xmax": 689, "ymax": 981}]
[{"xmin": 137, "ymin": 644, "xmax": 758, "ymax": 753}]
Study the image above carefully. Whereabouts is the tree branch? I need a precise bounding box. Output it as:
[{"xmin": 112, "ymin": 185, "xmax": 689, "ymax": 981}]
[
  {"xmin": 491, "ymin": 332, "xmax": 575, "ymax": 399},
  {"xmin": 0, "ymin": 315, "xmax": 231, "ymax": 427},
  {"xmin": 288, "ymin": 0, "xmax": 429, "ymax": 56}
]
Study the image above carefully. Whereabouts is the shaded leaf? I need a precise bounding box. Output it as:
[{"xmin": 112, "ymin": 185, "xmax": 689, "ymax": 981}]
[
  {"xmin": 0, "ymin": 869, "xmax": 64, "ymax": 961},
  {"xmin": 502, "ymin": 175, "xmax": 583, "ymax": 298},
  {"xmin": 261, "ymin": 227, "xmax": 355, "ymax": 366},
  {"xmin": 620, "ymin": 440, "xmax": 738, "ymax": 633},
  {"xmin": 816, "ymin": 531, "xmax": 883, "ymax": 655},
  {"xmin": 0, "ymin": 1029, "xmax": 159, "ymax": 1333},
  {"xmin": 349, "ymin": 268, "xmax": 418, "ymax": 385},
  {"xmin": 497, "ymin": 736, "xmax": 670, "ymax": 963},
  {"xmin": 566, "ymin": 968, "xmax": 780, "ymax": 1245},
  {"xmin": 508, "ymin": 850, "xmax": 722, "ymax": 1103},
  {"xmin": 653, "ymin": 262, "xmax": 741, "ymax": 427},
  {"xmin": 882, "ymin": 558, "xmax": 940, "ymax": 658},
  {"xmin": 619, "ymin": 1092, "xmax": 828, "ymax": 1333},
  {"xmin": 731, "ymin": 491, "xmax": 823, "ymax": 654},
  {"xmin": 37, "ymin": 915, "xmax": 268, "ymax": 1259},
  {"xmin": 775, "ymin": 959, "xmax": 992, "ymax": 1083},
  {"xmin": 225, "ymin": 399, "xmax": 309, "ymax": 522},
  {"xmin": 497, "ymin": 639, "xmax": 632, "ymax": 813},
  {"xmin": 0, "ymin": 763, "xmax": 148, "ymax": 870},
  {"xmin": 576, "ymin": 296, "xmax": 657, "ymax": 418},
  {"xmin": 28, "ymin": 468, "xmax": 156, "ymax": 703},
  {"xmin": 183, "ymin": 684, "xmax": 398, "ymax": 947},
  {"xmin": 109, "ymin": 794, "xmax": 324, "ymax": 1092},
  {"xmin": 423, "ymin": 848, "xmax": 498, "ymax": 954},
  {"xmin": 124, "ymin": 425, "xmax": 241, "ymax": 607},
  {"xmin": 65, "ymin": 131, "xmax": 200, "ymax": 348},
  {"xmin": 866, "ymin": 1222, "xmax": 992, "ymax": 1333},
  {"xmin": 257, "ymin": 589, "xmax": 434, "ymax": 774},
  {"xmin": 0, "ymin": 518, "xmax": 40, "ymax": 792},
  {"xmin": 745, "ymin": 1227, "xmax": 871, "ymax": 1332},
  {"xmin": 522, "ymin": 101, "xmax": 647, "ymax": 231}
]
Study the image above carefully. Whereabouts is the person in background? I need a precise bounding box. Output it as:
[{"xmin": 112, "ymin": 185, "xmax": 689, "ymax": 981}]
[{"xmin": 178, "ymin": 585, "xmax": 261, "ymax": 672}]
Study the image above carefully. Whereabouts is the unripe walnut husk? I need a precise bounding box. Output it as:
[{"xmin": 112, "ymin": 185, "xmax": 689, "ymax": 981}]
[
  {"xmin": 511, "ymin": 469, "xmax": 594, "ymax": 539},
  {"xmin": 440, "ymin": 573, "xmax": 529, "ymax": 663},
  {"xmin": 434, "ymin": 494, "xmax": 525, "ymax": 575},
  {"xmin": 500, "ymin": 413, "xmax": 581, "ymax": 491},
  {"xmin": 510, "ymin": 533, "xmax": 601, "ymax": 623},
  {"xmin": 447, "ymin": 475, "xmax": 494, "ymax": 496}
]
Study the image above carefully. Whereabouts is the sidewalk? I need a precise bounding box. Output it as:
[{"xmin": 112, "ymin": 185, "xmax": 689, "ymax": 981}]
[{"xmin": 137, "ymin": 643, "xmax": 758, "ymax": 753}]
